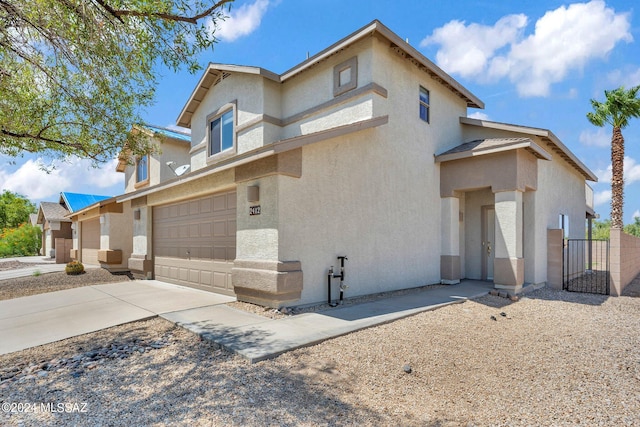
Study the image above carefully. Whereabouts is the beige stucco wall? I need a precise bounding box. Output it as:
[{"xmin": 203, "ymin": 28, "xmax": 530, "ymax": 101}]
[
  {"xmin": 190, "ymin": 74, "xmax": 268, "ymax": 170},
  {"xmin": 269, "ymin": 35, "xmax": 470, "ymax": 305},
  {"xmin": 146, "ymin": 169, "xmax": 235, "ymax": 207},
  {"xmin": 236, "ymin": 175, "xmax": 279, "ymax": 261},
  {"xmin": 99, "ymin": 200, "xmax": 133, "ymax": 269},
  {"xmin": 440, "ymin": 150, "xmax": 538, "ymax": 197},
  {"xmin": 123, "ymin": 138, "xmax": 190, "ymax": 194},
  {"xmin": 462, "ymin": 125, "xmax": 588, "ymax": 285},
  {"xmin": 529, "ymin": 141, "xmax": 587, "ymax": 285},
  {"xmin": 132, "ymin": 202, "xmax": 151, "ymax": 257}
]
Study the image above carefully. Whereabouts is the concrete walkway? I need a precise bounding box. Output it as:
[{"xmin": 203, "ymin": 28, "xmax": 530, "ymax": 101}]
[
  {"xmin": 0, "ymin": 280, "xmax": 233, "ymax": 355},
  {"xmin": 165, "ymin": 280, "xmax": 492, "ymax": 362},
  {"xmin": 0, "ymin": 277, "xmax": 492, "ymax": 361}
]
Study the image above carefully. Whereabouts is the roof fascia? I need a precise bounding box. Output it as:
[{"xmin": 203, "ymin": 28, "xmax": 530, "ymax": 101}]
[
  {"xmin": 176, "ymin": 63, "xmax": 280, "ymax": 128},
  {"xmin": 435, "ymin": 140, "xmax": 552, "ymax": 163},
  {"xmin": 460, "ymin": 117, "xmax": 598, "ymax": 182},
  {"xmin": 281, "ymin": 20, "xmax": 484, "ymax": 109},
  {"xmin": 66, "ymin": 196, "xmax": 118, "ymax": 219}
]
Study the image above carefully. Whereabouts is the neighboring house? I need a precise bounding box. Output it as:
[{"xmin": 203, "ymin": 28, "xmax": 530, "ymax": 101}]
[
  {"xmin": 114, "ymin": 20, "xmax": 597, "ymax": 307},
  {"xmin": 36, "ymin": 202, "xmax": 72, "ymax": 259},
  {"xmin": 108, "ymin": 124, "xmax": 192, "ymax": 276},
  {"xmin": 28, "ymin": 213, "xmax": 39, "ymax": 227},
  {"xmin": 35, "ymin": 192, "xmax": 110, "ymax": 261},
  {"xmin": 117, "ymin": 124, "xmax": 192, "ymax": 194},
  {"xmin": 68, "ymin": 196, "xmax": 132, "ymax": 270}
]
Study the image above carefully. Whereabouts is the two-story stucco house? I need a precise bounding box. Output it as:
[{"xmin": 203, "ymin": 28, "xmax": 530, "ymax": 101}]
[
  {"xmin": 68, "ymin": 124, "xmax": 191, "ymax": 271},
  {"xmin": 116, "ymin": 20, "xmax": 597, "ymax": 308}
]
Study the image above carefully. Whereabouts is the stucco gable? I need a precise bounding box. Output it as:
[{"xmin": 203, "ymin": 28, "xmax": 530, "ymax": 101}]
[
  {"xmin": 176, "ymin": 20, "xmax": 484, "ymax": 129},
  {"xmin": 460, "ymin": 117, "xmax": 597, "ymax": 182}
]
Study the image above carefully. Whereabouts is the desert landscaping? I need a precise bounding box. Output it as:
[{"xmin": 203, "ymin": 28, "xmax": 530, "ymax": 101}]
[{"xmin": 1, "ymin": 265, "xmax": 639, "ymax": 426}]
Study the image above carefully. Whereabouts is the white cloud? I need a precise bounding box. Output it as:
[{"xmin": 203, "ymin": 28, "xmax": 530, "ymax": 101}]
[
  {"xmin": 632, "ymin": 209, "xmax": 640, "ymax": 219},
  {"xmin": 0, "ymin": 157, "xmax": 123, "ymax": 201},
  {"xmin": 607, "ymin": 67, "xmax": 640, "ymax": 88},
  {"xmin": 467, "ymin": 111, "xmax": 490, "ymax": 120},
  {"xmin": 421, "ymin": 14, "xmax": 527, "ymax": 79},
  {"xmin": 422, "ymin": 1, "xmax": 632, "ymax": 97},
  {"xmin": 593, "ymin": 156, "xmax": 640, "ymax": 186},
  {"xmin": 593, "ymin": 189, "xmax": 611, "ymax": 206},
  {"xmin": 579, "ymin": 127, "xmax": 610, "ymax": 147},
  {"xmin": 211, "ymin": 0, "xmax": 270, "ymax": 42}
]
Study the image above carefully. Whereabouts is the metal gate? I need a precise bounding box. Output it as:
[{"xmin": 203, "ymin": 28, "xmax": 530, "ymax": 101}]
[{"xmin": 563, "ymin": 239, "xmax": 609, "ymax": 295}]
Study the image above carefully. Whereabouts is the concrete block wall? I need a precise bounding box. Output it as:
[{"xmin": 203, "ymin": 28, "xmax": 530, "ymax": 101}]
[
  {"xmin": 609, "ymin": 228, "xmax": 640, "ymax": 296},
  {"xmin": 547, "ymin": 229, "xmax": 563, "ymax": 290}
]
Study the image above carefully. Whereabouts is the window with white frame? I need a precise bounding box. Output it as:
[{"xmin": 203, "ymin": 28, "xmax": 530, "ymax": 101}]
[
  {"xmin": 419, "ymin": 86, "xmax": 430, "ymax": 123},
  {"xmin": 136, "ymin": 155, "xmax": 148, "ymax": 183},
  {"xmin": 209, "ymin": 109, "xmax": 234, "ymax": 156}
]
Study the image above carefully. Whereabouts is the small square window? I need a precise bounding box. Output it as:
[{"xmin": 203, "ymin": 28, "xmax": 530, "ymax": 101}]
[
  {"xmin": 136, "ymin": 155, "xmax": 148, "ymax": 183},
  {"xmin": 209, "ymin": 109, "xmax": 234, "ymax": 156},
  {"xmin": 419, "ymin": 87, "xmax": 430, "ymax": 123},
  {"xmin": 333, "ymin": 56, "xmax": 358, "ymax": 97},
  {"xmin": 339, "ymin": 67, "xmax": 351, "ymax": 86}
]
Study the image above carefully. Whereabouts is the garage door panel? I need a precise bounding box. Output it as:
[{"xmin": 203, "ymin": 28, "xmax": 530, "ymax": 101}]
[
  {"xmin": 201, "ymin": 271, "xmax": 212, "ymax": 286},
  {"xmin": 227, "ymin": 192, "xmax": 236, "ymax": 210},
  {"xmin": 213, "ymin": 194, "xmax": 227, "ymax": 211},
  {"xmin": 213, "ymin": 220, "xmax": 227, "ymax": 237},
  {"xmin": 153, "ymin": 190, "xmax": 236, "ymax": 295},
  {"xmin": 200, "ymin": 198, "xmax": 212, "ymax": 213}
]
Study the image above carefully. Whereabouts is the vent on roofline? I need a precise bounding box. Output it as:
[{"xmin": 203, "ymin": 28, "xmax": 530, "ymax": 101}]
[{"xmin": 214, "ymin": 72, "xmax": 231, "ymax": 86}]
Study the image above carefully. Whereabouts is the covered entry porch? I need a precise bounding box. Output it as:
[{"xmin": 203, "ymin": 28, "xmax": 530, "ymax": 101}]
[{"xmin": 436, "ymin": 138, "xmax": 552, "ymax": 293}]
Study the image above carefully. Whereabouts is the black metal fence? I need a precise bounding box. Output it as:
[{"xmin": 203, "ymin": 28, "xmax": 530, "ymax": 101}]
[{"xmin": 563, "ymin": 239, "xmax": 610, "ymax": 295}]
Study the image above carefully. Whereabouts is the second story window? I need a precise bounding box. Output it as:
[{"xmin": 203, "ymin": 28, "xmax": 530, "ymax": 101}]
[
  {"xmin": 419, "ymin": 86, "xmax": 430, "ymax": 123},
  {"xmin": 209, "ymin": 110, "xmax": 234, "ymax": 156},
  {"xmin": 136, "ymin": 155, "xmax": 148, "ymax": 183}
]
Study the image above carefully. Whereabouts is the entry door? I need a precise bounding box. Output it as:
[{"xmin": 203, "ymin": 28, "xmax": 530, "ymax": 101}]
[{"xmin": 482, "ymin": 206, "xmax": 495, "ymax": 281}]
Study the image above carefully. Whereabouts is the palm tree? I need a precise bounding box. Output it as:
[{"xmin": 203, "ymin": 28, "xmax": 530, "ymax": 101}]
[{"xmin": 587, "ymin": 86, "xmax": 640, "ymax": 229}]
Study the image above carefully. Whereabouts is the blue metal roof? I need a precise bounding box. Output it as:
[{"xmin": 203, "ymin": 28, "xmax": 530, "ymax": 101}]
[
  {"xmin": 143, "ymin": 124, "xmax": 191, "ymax": 142},
  {"xmin": 60, "ymin": 192, "xmax": 111, "ymax": 213}
]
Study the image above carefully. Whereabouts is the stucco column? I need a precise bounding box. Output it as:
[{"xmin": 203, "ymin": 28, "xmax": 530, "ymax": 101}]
[
  {"xmin": 232, "ymin": 175, "xmax": 303, "ymax": 308},
  {"xmin": 440, "ymin": 196, "xmax": 460, "ymax": 284},
  {"xmin": 493, "ymin": 190, "xmax": 524, "ymax": 292}
]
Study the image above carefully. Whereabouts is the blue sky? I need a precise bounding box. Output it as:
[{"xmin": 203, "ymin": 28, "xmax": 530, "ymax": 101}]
[{"xmin": 1, "ymin": 0, "xmax": 640, "ymax": 223}]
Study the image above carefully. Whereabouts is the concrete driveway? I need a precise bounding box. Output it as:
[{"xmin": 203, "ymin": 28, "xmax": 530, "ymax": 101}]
[{"xmin": 0, "ymin": 280, "xmax": 234, "ymax": 355}]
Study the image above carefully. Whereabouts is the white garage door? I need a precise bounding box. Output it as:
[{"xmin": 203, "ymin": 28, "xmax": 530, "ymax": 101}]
[
  {"xmin": 153, "ymin": 190, "xmax": 236, "ymax": 295},
  {"xmin": 81, "ymin": 218, "xmax": 100, "ymax": 266}
]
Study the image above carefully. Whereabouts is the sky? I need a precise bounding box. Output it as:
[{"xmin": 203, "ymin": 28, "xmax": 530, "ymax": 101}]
[{"xmin": 1, "ymin": 0, "xmax": 640, "ymax": 223}]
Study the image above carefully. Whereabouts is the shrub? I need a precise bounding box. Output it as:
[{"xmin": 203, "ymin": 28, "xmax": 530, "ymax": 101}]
[
  {"xmin": 65, "ymin": 261, "xmax": 85, "ymax": 275},
  {"xmin": 0, "ymin": 223, "xmax": 42, "ymax": 257}
]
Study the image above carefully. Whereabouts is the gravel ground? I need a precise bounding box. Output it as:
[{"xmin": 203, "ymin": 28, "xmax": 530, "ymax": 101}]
[
  {"xmin": 0, "ymin": 268, "xmax": 132, "ymax": 301},
  {"xmin": 1, "ymin": 278, "xmax": 639, "ymax": 426}
]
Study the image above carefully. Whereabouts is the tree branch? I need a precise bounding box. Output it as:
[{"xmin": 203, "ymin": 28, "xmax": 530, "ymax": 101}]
[
  {"xmin": 92, "ymin": 0, "xmax": 233, "ymax": 24},
  {"xmin": 0, "ymin": 128, "xmax": 99, "ymax": 160}
]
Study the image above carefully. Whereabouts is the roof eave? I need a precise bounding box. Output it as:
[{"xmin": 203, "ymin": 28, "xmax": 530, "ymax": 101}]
[
  {"xmin": 435, "ymin": 140, "xmax": 552, "ymax": 163},
  {"xmin": 280, "ymin": 20, "xmax": 484, "ymax": 109},
  {"xmin": 66, "ymin": 196, "xmax": 118, "ymax": 219},
  {"xmin": 176, "ymin": 64, "xmax": 280, "ymax": 128},
  {"xmin": 460, "ymin": 117, "xmax": 598, "ymax": 182}
]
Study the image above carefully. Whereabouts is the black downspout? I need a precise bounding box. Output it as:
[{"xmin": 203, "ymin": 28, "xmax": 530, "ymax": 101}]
[{"xmin": 337, "ymin": 256, "xmax": 348, "ymax": 303}]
